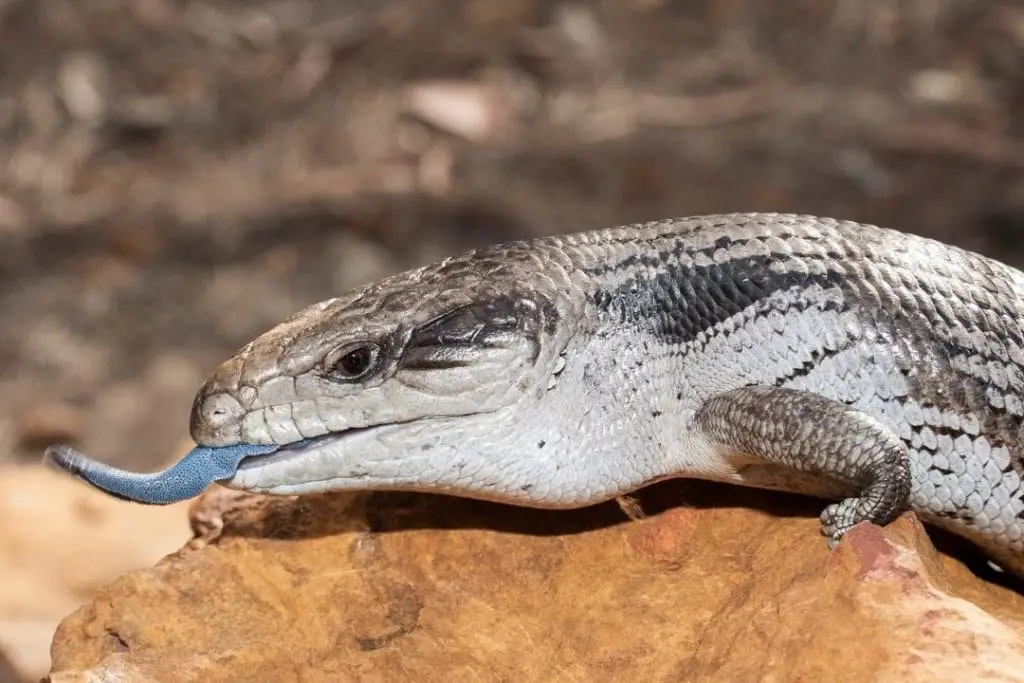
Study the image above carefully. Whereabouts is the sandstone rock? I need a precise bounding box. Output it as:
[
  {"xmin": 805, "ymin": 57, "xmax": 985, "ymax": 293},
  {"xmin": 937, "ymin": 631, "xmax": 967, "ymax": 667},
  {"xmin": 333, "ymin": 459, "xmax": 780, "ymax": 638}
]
[
  {"xmin": 47, "ymin": 481, "xmax": 1024, "ymax": 682},
  {"xmin": 0, "ymin": 459, "xmax": 192, "ymax": 681}
]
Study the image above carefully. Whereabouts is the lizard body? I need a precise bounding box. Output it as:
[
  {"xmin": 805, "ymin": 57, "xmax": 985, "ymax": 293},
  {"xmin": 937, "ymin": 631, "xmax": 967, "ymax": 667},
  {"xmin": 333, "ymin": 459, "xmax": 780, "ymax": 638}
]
[{"xmin": 47, "ymin": 213, "xmax": 1024, "ymax": 575}]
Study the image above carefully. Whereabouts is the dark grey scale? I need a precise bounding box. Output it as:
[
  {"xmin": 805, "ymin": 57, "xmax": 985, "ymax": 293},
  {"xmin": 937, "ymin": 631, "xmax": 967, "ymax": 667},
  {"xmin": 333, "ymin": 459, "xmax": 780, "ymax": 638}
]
[
  {"xmin": 401, "ymin": 296, "xmax": 546, "ymax": 371},
  {"xmin": 591, "ymin": 245, "xmax": 855, "ymax": 403},
  {"xmin": 886, "ymin": 303, "xmax": 1024, "ymax": 469},
  {"xmin": 590, "ymin": 252, "xmax": 848, "ymax": 349}
]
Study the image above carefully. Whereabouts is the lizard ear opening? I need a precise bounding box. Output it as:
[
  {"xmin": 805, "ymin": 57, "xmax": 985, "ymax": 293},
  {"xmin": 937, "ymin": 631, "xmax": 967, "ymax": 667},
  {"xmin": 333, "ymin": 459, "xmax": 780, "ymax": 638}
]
[{"xmin": 401, "ymin": 296, "xmax": 544, "ymax": 371}]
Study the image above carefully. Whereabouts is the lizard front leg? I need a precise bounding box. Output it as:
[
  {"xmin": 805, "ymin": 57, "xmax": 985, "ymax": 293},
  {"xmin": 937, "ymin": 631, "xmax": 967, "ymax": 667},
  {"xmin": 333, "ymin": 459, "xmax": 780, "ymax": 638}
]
[{"xmin": 692, "ymin": 385, "xmax": 912, "ymax": 546}]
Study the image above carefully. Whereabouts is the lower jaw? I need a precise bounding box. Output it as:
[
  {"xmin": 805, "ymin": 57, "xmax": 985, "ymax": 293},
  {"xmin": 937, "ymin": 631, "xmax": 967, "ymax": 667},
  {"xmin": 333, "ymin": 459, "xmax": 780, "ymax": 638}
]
[{"xmin": 226, "ymin": 427, "xmax": 382, "ymax": 493}]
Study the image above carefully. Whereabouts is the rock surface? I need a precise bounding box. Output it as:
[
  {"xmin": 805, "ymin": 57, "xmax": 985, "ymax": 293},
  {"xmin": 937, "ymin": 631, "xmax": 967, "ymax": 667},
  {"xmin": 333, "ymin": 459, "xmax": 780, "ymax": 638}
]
[
  {"xmin": 47, "ymin": 481, "xmax": 1024, "ymax": 682},
  {"xmin": 0, "ymin": 459, "xmax": 193, "ymax": 681}
]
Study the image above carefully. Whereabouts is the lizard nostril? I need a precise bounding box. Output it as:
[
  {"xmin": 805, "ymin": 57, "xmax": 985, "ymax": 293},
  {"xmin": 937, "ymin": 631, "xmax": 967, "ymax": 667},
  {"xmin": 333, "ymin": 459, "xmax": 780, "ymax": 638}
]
[
  {"xmin": 190, "ymin": 389, "xmax": 245, "ymax": 445},
  {"xmin": 203, "ymin": 394, "xmax": 243, "ymax": 427}
]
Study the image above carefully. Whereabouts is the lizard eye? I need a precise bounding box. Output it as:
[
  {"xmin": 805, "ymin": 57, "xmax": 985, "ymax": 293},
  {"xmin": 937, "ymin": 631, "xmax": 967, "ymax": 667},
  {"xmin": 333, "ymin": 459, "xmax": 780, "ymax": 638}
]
[{"xmin": 324, "ymin": 342, "xmax": 380, "ymax": 381}]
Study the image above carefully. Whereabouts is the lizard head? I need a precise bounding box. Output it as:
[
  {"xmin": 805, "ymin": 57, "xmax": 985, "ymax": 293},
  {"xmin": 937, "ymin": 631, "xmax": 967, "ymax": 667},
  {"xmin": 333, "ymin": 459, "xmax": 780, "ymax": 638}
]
[
  {"xmin": 186, "ymin": 245, "xmax": 577, "ymax": 498},
  {"xmin": 43, "ymin": 242, "xmax": 583, "ymax": 506}
]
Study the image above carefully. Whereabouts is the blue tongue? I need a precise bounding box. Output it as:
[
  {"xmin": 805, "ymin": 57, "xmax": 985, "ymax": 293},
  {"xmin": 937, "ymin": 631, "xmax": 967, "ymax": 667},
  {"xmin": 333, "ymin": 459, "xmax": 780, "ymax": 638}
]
[{"xmin": 43, "ymin": 441, "xmax": 295, "ymax": 504}]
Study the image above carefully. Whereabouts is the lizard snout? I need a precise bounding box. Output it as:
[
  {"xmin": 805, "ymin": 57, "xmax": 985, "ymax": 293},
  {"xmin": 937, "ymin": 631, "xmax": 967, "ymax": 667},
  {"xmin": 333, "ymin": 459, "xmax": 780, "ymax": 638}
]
[{"xmin": 190, "ymin": 378, "xmax": 246, "ymax": 446}]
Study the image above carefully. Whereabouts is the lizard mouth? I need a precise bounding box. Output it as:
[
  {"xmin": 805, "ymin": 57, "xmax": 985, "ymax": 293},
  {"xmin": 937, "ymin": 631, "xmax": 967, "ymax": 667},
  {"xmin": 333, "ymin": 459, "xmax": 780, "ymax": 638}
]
[
  {"xmin": 235, "ymin": 412, "xmax": 448, "ymax": 470},
  {"xmin": 44, "ymin": 415, "xmax": 445, "ymax": 504},
  {"xmin": 233, "ymin": 425, "xmax": 379, "ymax": 471},
  {"xmin": 225, "ymin": 418, "xmax": 437, "ymax": 494}
]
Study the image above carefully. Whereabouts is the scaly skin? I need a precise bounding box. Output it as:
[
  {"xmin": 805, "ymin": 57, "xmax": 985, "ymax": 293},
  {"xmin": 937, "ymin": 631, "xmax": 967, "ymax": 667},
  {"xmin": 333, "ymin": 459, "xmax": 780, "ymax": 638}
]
[{"xmin": 48, "ymin": 214, "xmax": 1024, "ymax": 575}]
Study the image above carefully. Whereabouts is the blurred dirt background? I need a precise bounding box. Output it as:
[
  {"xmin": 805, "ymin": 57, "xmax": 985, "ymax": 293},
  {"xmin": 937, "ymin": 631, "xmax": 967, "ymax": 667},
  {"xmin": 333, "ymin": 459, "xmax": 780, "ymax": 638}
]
[{"xmin": 1, "ymin": 0, "xmax": 1024, "ymax": 482}]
